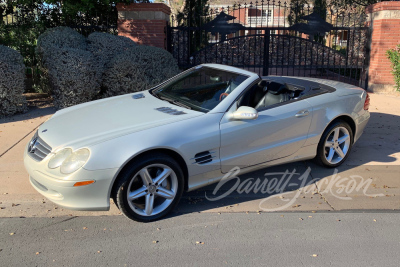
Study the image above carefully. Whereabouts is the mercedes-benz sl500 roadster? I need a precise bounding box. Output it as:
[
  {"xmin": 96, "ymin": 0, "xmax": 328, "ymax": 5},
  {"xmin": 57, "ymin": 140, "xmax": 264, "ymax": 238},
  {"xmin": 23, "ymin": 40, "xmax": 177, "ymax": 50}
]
[{"xmin": 24, "ymin": 64, "xmax": 370, "ymax": 221}]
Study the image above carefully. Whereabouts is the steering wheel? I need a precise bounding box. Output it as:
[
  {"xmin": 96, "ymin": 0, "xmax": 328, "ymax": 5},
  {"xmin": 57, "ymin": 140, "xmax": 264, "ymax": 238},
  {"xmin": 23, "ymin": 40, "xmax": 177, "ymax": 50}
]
[
  {"xmin": 219, "ymin": 79, "xmax": 233, "ymax": 101},
  {"xmin": 219, "ymin": 93, "xmax": 229, "ymax": 101}
]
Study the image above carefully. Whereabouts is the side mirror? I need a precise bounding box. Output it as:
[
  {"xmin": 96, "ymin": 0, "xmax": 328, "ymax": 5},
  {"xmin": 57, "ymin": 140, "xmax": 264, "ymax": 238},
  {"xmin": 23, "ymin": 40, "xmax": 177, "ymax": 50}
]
[{"xmin": 231, "ymin": 106, "xmax": 258, "ymax": 120}]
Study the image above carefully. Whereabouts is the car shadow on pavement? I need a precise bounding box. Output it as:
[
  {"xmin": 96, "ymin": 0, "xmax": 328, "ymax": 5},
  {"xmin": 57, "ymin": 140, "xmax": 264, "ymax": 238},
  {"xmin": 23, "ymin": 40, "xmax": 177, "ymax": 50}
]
[
  {"xmin": 176, "ymin": 162, "xmax": 319, "ymax": 214},
  {"xmin": 343, "ymin": 112, "xmax": 400, "ymax": 165},
  {"xmin": 0, "ymin": 106, "xmax": 56, "ymax": 125},
  {"xmin": 0, "ymin": 93, "xmax": 56, "ymax": 125},
  {"xmin": 169, "ymin": 111, "xmax": 400, "ymax": 218}
]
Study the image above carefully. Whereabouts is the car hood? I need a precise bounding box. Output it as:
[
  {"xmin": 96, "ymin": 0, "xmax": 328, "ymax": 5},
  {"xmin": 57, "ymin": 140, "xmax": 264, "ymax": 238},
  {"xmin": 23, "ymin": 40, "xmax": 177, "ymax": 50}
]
[{"xmin": 38, "ymin": 91, "xmax": 203, "ymax": 151}]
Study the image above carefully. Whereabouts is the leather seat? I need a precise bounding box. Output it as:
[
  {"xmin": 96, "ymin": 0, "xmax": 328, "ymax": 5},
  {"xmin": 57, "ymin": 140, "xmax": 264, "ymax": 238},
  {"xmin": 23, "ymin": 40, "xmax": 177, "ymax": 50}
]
[
  {"xmin": 255, "ymin": 83, "xmax": 289, "ymax": 109},
  {"xmin": 239, "ymin": 80, "xmax": 268, "ymax": 108}
]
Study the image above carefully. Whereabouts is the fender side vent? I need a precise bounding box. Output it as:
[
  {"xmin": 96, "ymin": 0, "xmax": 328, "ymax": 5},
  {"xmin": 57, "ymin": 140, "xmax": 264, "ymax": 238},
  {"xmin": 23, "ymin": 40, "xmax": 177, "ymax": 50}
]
[{"xmin": 192, "ymin": 151, "xmax": 214, "ymax": 164}]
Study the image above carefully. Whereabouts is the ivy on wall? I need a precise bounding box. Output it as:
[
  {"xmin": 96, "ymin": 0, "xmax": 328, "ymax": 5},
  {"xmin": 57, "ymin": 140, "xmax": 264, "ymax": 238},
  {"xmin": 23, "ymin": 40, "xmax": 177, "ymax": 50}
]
[{"xmin": 386, "ymin": 44, "xmax": 400, "ymax": 91}]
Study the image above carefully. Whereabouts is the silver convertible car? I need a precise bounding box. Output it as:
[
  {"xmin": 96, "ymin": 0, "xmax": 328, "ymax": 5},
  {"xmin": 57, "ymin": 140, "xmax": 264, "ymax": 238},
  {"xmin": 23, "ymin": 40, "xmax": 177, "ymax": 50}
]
[{"xmin": 24, "ymin": 64, "xmax": 370, "ymax": 221}]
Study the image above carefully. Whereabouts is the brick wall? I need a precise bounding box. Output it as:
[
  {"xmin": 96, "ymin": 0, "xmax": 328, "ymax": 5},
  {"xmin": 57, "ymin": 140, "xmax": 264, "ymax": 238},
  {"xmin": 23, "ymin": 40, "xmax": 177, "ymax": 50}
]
[
  {"xmin": 366, "ymin": 2, "xmax": 400, "ymax": 92},
  {"xmin": 116, "ymin": 3, "xmax": 171, "ymax": 49}
]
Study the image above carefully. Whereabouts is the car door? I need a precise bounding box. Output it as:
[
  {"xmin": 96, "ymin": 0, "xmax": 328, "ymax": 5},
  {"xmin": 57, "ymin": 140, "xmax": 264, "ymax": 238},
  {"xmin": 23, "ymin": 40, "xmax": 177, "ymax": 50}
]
[{"xmin": 219, "ymin": 99, "xmax": 313, "ymax": 173}]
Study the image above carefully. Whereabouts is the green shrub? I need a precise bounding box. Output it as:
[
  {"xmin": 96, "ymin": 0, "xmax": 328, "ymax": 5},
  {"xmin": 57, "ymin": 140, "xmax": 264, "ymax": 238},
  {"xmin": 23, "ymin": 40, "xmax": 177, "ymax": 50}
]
[
  {"xmin": 87, "ymin": 32, "xmax": 137, "ymax": 70},
  {"xmin": 36, "ymin": 27, "xmax": 103, "ymax": 109},
  {"xmin": 102, "ymin": 61, "xmax": 149, "ymax": 97},
  {"xmin": 36, "ymin": 27, "xmax": 88, "ymax": 94},
  {"xmin": 45, "ymin": 48, "xmax": 102, "ymax": 109},
  {"xmin": 35, "ymin": 28, "xmax": 180, "ymax": 106},
  {"xmin": 0, "ymin": 45, "xmax": 28, "ymax": 118},
  {"xmin": 36, "ymin": 27, "xmax": 87, "ymax": 56},
  {"xmin": 102, "ymin": 46, "xmax": 180, "ymax": 97},
  {"xmin": 386, "ymin": 44, "xmax": 400, "ymax": 91}
]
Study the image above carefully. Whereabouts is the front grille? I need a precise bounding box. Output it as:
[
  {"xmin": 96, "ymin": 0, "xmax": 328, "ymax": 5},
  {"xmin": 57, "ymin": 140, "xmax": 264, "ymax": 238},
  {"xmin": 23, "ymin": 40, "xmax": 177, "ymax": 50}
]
[{"xmin": 27, "ymin": 131, "xmax": 52, "ymax": 161}]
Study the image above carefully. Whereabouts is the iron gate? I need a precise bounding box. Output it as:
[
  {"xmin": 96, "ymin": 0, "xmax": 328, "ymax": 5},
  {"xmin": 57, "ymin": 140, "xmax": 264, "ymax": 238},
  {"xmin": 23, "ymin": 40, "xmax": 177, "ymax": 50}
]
[{"xmin": 167, "ymin": 2, "xmax": 370, "ymax": 89}]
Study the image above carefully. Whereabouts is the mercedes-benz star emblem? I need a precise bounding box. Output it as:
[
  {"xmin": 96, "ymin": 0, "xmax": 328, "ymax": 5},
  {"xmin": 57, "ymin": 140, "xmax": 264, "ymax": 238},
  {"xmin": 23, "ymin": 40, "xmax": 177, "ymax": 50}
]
[{"xmin": 28, "ymin": 138, "xmax": 38, "ymax": 153}]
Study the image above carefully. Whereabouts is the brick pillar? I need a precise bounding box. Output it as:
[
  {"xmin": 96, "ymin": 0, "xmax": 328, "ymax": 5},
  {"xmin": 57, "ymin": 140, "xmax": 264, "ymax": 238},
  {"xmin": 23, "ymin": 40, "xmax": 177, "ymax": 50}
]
[
  {"xmin": 117, "ymin": 3, "xmax": 171, "ymax": 49},
  {"xmin": 366, "ymin": 2, "xmax": 400, "ymax": 93}
]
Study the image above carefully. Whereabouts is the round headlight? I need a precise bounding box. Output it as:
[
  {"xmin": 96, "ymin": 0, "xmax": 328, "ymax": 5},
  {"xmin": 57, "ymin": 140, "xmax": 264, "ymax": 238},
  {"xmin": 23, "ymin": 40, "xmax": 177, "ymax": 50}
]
[
  {"xmin": 48, "ymin": 148, "xmax": 72, "ymax": 169},
  {"xmin": 60, "ymin": 149, "xmax": 90, "ymax": 174}
]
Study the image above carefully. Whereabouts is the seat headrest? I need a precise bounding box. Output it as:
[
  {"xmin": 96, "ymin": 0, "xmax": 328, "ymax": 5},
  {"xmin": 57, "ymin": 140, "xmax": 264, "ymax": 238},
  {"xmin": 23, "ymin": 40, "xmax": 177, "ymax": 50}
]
[
  {"xmin": 269, "ymin": 83, "xmax": 288, "ymax": 95},
  {"xmin": 258, "ymin": 80, "xmax": 268, "ymax": 88}
]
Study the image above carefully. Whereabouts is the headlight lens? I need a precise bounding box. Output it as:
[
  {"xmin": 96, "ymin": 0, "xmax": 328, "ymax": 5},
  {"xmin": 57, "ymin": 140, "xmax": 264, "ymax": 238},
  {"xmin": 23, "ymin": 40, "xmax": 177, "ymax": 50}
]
[
  {"xmin": 48, "ymin": 148, "xmax": 72, "ymax": 169},
  {"xmin": 60, "ymin": 149, "xmax": 90, "ymax": 174}
]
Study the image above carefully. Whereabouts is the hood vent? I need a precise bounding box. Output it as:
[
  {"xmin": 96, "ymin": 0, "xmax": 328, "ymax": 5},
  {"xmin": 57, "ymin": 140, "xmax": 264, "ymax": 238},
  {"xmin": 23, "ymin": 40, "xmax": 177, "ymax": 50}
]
[
  {"xmin": 192, "ymin": 151, "xmax": 214, "ymax": 165},
  {"xmin": 132, "ymin": 93, "xmax": 145, "ymax": 99},
  {"xmin": 155, "ymin": 107, "xmax": 186, "ymax": 115}
]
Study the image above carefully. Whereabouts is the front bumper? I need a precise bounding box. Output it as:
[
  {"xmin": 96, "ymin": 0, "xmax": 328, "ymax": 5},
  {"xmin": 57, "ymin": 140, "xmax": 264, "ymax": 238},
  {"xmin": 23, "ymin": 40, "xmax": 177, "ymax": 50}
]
[{"xmin": 24, "ymin": 143, "xmax": 119, "ymax": 211}]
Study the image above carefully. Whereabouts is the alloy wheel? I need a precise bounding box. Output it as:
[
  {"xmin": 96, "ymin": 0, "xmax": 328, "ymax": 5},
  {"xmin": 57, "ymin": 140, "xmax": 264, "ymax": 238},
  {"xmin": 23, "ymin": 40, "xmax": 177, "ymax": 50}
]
[
  {"xmin": 126, "ymin": 164, "xmax": 178, "ymax": 216},
  {"xmin": 324, "ymin": 126, "xmax": 351, "ymax": 165}
]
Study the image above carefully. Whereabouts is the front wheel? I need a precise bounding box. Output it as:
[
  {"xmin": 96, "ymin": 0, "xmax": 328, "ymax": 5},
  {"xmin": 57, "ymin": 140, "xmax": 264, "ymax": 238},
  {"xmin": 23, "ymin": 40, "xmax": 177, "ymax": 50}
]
[
  {"xmin": 314, "ymin": 121, "xmax": 353, "ymax": 168},
  {"xmin": 114, "ymin": 153, "xmax": 184, "ymax": 222}
]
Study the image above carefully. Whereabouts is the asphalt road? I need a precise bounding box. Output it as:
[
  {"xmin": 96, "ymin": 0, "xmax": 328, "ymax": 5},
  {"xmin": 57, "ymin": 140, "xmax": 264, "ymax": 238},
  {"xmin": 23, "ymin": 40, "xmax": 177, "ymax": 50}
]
[{"xmin": 1, "ymin": 212, "xmax": 400, "ymax": 266}]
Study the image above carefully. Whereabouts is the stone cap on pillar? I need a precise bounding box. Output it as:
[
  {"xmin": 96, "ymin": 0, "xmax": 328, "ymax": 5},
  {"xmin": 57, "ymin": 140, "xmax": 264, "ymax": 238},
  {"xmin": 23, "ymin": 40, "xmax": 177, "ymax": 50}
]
[
  {"xmin": 366, "ymin": 1, "xmax": 400, "ymax": 20},
  {"xmin": 117, "ymin": 3, "xmax": 171, "ymax": 21}
]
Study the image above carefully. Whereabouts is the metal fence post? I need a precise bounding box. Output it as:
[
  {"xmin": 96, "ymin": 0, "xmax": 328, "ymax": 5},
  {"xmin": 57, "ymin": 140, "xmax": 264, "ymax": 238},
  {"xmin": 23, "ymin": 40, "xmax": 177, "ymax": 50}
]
[
  {"xmin": 363, "ymin": 26, "xmax": 372, "ymax": 90},
  {"xmin": 166, "ymin": 24, "xmax": 172, "ymax": 53},
  {"xmin": 263, "ymin": 30, "xmax": 270, "ymax": 76}
]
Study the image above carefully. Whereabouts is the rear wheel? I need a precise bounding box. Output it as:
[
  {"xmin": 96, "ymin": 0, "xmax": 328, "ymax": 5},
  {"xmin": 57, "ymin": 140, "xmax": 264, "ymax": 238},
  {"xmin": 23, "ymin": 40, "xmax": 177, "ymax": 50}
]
[
  {"xmin": 314, "ymin": 121, "xmax": 353, "ymax": 168},
  {"xmin": 114, "ymin": 153, "xmax": 184, "ymax": 222}
]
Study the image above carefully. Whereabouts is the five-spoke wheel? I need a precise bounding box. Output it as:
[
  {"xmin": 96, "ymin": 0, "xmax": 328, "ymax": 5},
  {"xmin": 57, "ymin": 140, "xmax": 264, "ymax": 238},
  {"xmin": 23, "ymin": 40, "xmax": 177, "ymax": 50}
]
[
  {"xmin": 114, "ymin": 153, "xmax": 184, "ymax": 222},
  {"xmin": 324, "ymin": 126, "xmax": 351, "ymax": 165},
  {"xmin": 127, "ymin": 164, "xmax": 178, "ymax": 216},
  {"xmin": 315, "ymin": 120, "xmax": 353, "ymax": 167}
]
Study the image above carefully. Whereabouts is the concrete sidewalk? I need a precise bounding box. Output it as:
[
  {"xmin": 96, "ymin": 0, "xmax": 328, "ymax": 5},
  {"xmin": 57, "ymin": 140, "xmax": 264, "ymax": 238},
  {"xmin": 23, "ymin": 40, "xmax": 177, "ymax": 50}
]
[{"xmin": 0, "ymin": 93, "xmax": 399, "ymax": 218}]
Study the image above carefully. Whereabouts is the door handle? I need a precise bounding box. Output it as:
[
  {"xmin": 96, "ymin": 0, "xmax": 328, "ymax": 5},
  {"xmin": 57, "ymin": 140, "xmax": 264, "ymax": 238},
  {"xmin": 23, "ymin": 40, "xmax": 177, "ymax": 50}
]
[{"xmin": 295, "ymin": 110, "xmax": 310, "ymax": 117}]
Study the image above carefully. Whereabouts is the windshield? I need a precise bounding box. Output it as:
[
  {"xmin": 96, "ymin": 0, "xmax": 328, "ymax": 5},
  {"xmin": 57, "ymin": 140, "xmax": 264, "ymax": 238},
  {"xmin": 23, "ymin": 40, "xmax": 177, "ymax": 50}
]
[{"xmin": 151, "ymin": 66, "xmax": 249, "ymax": 112}]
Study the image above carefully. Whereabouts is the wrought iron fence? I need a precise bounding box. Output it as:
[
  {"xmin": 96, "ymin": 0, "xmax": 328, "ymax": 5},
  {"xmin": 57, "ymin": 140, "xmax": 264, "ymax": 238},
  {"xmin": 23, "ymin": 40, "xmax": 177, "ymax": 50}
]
[
  {"xmin": 172, "ymin": 1, "xmax": 369, "ymax": 28},
  {"xmin": 168, "ymin": 0, "xmax": 371, "ymax": 88}
]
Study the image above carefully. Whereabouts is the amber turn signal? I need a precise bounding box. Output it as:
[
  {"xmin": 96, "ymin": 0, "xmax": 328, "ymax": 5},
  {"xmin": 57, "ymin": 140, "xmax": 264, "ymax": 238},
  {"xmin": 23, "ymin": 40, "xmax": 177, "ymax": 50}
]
[{"xmin": 73, "ymin": 180, "xmax": 95, "ymax": 187}]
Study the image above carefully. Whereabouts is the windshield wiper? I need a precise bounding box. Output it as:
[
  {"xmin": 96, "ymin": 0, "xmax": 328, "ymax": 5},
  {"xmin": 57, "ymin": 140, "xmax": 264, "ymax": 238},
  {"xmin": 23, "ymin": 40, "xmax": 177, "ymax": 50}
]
[
  {"xmin": 157, "ymin": 94, "xmax": 175, "ymax": 103},
  {"xmin": 157, "ymin": 94, "xmax": 192, "ymax": 110},
  {"xmin": 172, "ymin": 100, "xmax": 192, "ymax": 110}
]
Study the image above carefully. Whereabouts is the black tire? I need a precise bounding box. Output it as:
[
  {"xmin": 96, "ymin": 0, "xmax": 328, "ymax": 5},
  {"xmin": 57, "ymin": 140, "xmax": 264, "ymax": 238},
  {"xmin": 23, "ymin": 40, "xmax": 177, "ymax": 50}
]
[
  {"xmin": 113, "ymin": 153, "xmax": 184, "ymax": 222},
  {"xmin": 314, "ymin": 120, "xmax": 354, "ymax": 168}
]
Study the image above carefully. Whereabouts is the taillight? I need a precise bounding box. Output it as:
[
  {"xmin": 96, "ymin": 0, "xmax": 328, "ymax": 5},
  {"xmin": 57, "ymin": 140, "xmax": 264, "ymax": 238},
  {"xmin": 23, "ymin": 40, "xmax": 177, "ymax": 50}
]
[{"xmin": 364, "ymin": 93, "xmax": 370, "ymax": 110}]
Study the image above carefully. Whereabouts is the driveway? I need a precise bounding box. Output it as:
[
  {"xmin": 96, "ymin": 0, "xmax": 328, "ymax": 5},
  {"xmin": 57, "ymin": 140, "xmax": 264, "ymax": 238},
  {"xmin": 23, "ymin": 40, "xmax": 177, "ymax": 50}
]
[{"xmin": 0, "ymin": 93, "xmax": 399, "ymax": 218}]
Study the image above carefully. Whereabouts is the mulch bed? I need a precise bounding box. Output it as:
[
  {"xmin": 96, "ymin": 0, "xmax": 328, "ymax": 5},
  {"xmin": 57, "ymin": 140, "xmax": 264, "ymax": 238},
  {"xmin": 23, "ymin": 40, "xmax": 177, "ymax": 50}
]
[{"xmin": 24, "ymin": 93, "xmax": 54, "ymax": 109}]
